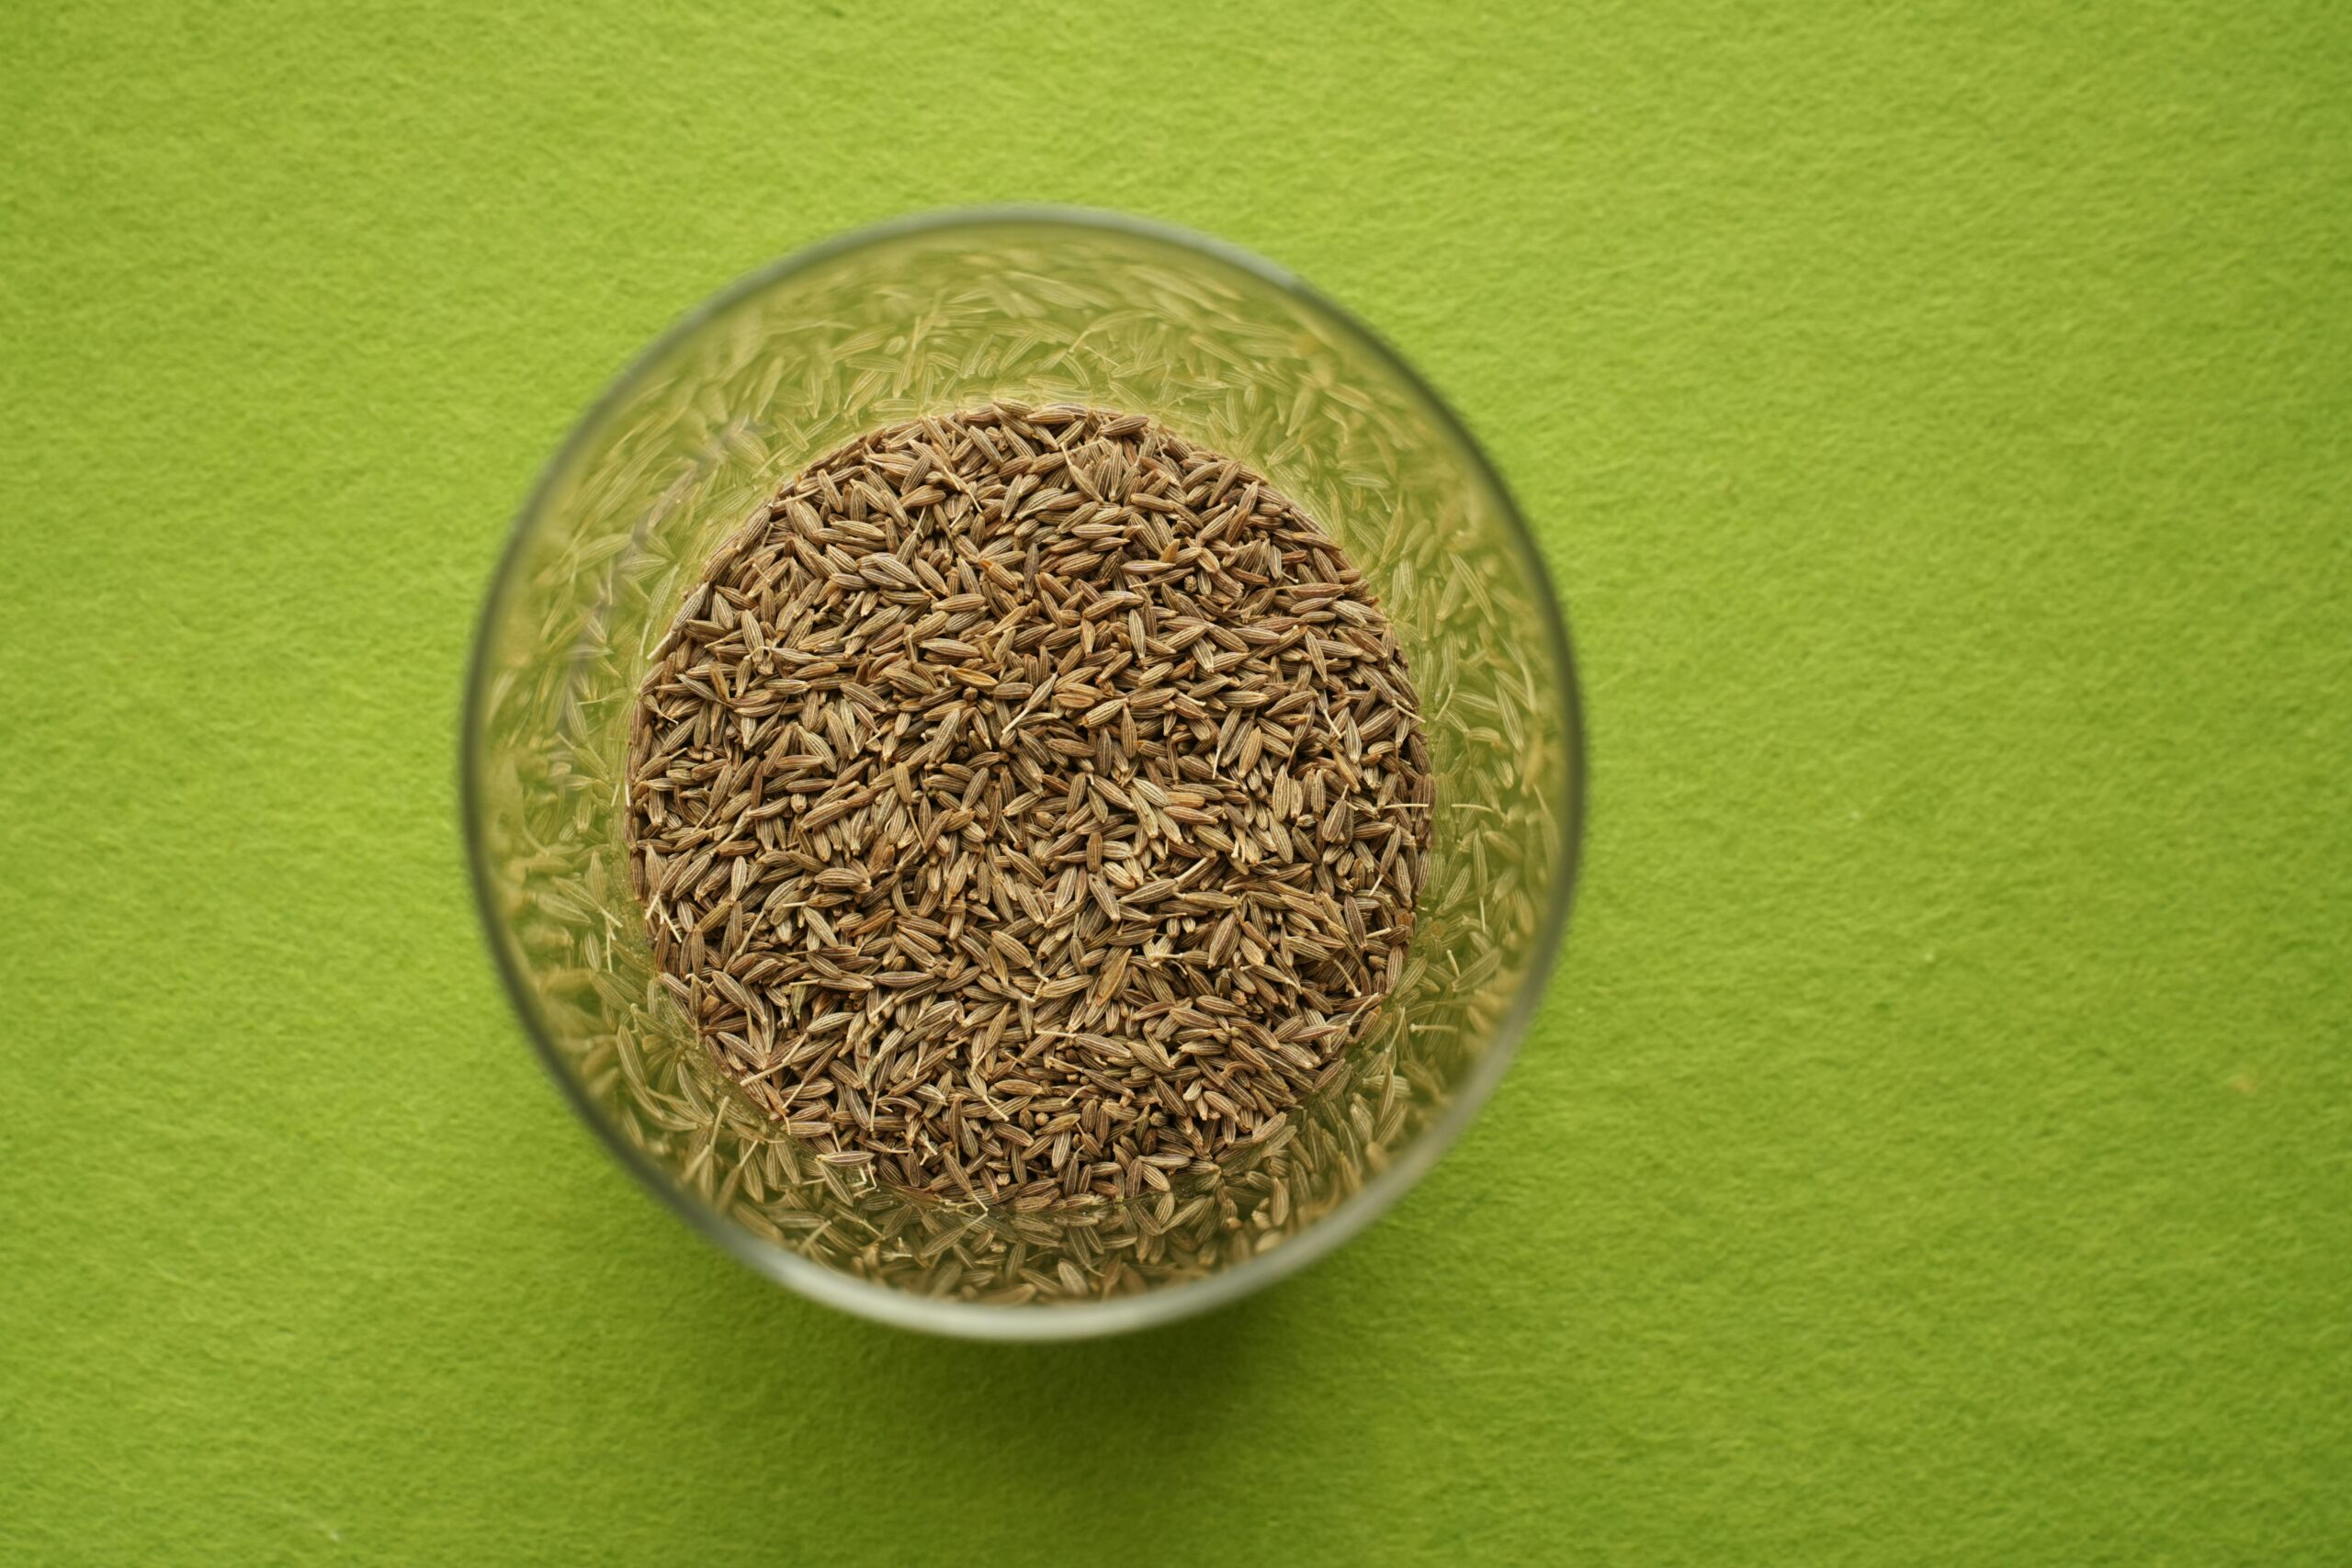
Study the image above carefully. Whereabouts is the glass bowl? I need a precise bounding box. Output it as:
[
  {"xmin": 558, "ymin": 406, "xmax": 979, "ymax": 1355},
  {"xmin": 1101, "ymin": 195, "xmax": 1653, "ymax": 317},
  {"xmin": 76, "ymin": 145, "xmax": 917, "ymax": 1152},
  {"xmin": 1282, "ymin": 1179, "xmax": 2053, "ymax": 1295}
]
[{"xmin": 463, "ymin": 209, "xmax": 1585, "ymax": 1338}]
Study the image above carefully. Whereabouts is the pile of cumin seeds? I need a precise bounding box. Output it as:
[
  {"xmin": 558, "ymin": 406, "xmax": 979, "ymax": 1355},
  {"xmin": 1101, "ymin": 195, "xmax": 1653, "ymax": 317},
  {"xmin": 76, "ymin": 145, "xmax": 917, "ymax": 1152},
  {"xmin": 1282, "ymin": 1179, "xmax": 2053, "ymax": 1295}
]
[{"xmin": 625, "ymin": 401, "xmax": 1432, "ymax": 1209}]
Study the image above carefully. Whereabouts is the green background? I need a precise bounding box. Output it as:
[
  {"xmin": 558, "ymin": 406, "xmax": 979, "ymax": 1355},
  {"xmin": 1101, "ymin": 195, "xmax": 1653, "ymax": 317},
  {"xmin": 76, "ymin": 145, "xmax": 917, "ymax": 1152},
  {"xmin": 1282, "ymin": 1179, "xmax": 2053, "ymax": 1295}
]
[{"xmin": 6, "ymin": 2, "xmax": 2348, "ymax": 1562}]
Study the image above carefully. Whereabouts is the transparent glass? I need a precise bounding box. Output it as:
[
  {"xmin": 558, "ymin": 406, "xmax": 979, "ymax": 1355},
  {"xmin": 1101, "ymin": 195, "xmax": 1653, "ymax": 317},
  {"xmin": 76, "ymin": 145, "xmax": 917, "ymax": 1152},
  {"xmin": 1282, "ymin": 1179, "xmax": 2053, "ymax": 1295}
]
[{"xmin": 464, "ymin": 209, "xmax": 1585, "ymax": 1337}]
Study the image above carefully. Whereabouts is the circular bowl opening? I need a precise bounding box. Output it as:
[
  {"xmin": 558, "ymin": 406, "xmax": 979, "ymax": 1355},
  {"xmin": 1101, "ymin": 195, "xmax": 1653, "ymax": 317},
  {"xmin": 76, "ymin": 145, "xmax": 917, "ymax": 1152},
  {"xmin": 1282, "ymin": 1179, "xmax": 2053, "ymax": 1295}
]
[{"xmin": 463, "ymin": 208, "xmax": 1585, "ymax": 1338}]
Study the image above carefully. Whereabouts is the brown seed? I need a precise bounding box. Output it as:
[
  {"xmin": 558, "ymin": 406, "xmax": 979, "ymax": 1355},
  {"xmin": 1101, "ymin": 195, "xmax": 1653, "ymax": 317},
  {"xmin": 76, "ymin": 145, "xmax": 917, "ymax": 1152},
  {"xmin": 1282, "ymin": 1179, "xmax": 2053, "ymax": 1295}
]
[{"xmin": 623, "ymin": 403, "xmax": 1432, "ymax": 1207}]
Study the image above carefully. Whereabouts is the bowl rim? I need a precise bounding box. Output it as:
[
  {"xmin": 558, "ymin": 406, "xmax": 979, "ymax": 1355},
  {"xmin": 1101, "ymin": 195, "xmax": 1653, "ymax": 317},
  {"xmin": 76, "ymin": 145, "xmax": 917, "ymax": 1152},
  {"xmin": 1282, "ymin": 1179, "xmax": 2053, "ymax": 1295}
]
[{"xmin": 459, "ymin": 204, "xmax": 1589, "ymax": 1339}]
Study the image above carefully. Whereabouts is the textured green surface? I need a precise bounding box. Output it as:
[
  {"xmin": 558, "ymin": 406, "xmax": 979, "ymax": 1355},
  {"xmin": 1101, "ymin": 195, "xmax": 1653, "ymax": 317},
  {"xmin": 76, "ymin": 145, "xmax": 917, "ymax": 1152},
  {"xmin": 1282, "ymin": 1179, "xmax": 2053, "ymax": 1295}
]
[{"xmin": 6, "ymin": 2, "xmax": 2349, "ymax": 1562}]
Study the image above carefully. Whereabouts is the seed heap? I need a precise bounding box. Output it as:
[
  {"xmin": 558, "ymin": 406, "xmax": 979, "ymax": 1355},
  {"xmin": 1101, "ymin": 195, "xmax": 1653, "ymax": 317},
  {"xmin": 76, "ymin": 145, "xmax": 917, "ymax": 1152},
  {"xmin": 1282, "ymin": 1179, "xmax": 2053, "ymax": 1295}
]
[{"xmin": 625, "ymin": 402, "xmax": 1431, "ymax": 1208}]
